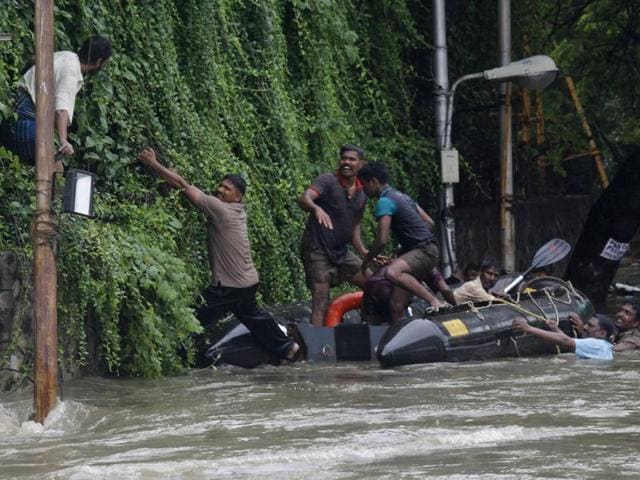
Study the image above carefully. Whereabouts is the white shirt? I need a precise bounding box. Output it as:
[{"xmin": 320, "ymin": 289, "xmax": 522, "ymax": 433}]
[{"xmin": 19, "ymin": 51, "xmax": 84, "ymax": 123}]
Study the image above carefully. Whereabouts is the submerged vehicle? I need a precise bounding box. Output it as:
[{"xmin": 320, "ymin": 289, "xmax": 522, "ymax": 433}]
[{"xmin": 204, "ymin": 277, "xmax": 594, "ymax": 368}]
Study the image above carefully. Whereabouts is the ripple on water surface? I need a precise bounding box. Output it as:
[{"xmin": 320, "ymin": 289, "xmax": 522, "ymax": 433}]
[{"xmin": 0, "ymin": 356, "xmax": 639, "ymax": 479}]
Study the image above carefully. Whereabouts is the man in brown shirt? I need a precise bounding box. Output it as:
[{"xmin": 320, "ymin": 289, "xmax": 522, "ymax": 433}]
[
  {"xmin": 138, "ymin": 148, "xmax": 299, "ymax": 362},
  {"xmin": 613, "ymin": 302, "xmax": 640, "ymax": 353}
]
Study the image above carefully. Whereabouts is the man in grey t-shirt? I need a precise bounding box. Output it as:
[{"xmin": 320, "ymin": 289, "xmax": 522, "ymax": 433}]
[
  {"xmin": 138, "ymin": 148, "xmax": 299, "ymax": 363},
  {"xmin": 298, "ymin": 144, "xmax": 369, "ymax": 327}
]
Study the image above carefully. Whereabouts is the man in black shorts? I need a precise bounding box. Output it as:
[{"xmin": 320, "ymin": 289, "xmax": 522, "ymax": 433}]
[
  {"xmin": 298, "ymin": 144, "xmax": 369, "ymax": 326},
  {"xmin": 358, "ymin": 162, "xmax": 445, "ymax": 323},
  {"xmin": 138, "ymin": 148, "xmax": 299, "ymax": 363}
]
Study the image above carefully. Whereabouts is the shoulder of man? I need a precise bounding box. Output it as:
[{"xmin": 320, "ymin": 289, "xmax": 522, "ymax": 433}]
[
  {"xmin": 195, "ymin": 193, "xmax": 228, "ymax": 218},
  {"xmin": 305, "ymin": 172, "xmax": 337, "ymax": 198},
  {"xmin": 614, "ymin": 328, "xmax": 640, "ymax": 351},
  {"xmin": 374, "ymin": 196, "xmax": 396, "ymax": 218},
  {"xmin": 54, "ymin": 51, "xmax": 80, "ymax": 64}
]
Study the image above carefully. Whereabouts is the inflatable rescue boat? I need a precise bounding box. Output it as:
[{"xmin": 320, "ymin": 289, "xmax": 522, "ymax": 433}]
[{"xmin": 204, "ymin": 277, "xmax": 594, "ymax": 368}]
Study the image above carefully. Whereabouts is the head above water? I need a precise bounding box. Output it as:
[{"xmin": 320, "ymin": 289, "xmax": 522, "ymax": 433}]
[
  {"xmin": 585, "ymin": 315, "xmax": 616, "ymax": 340},
  {"xmin": 615, "ymin": 301, "xmax": 640, "ymax": 331}
]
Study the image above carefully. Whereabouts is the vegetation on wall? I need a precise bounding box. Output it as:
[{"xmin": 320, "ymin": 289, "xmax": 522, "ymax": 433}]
[
  {"xmin": 0, "ymin": 0, "xmax": 637, "ymax": 378},
  {"xmin": 0, "ymin": 0, "xmax": 437, "ymax": 378}
]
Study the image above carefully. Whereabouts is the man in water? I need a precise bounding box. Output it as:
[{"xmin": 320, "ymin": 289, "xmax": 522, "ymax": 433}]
[
  {"xmin": 138, "ymin": 148, "xmax": 299, "ymax": 363},
  {"xmin": 4, "ymin": 36, "xmax": 112, "ymax": 163},
  {"xmin": 358, "ymin": 162, "xmax": 445, "ymax": 323},
  {"xmin": 453, "ymin": 261, "xmax": 500, "ymax": 304},
  {"xmin": 298, "ymin": 144, "xmax": 369, "ymax": 326},
  {"xmin": 512, "ymin": 315, "xmax": 614, "ymax": 360},
  {"xmin": 612, "ymin": 302, "xmax": 640, "ymax": 352},
  {"xmin": 569, "ymin": 302, "xmax": 640, "ymax": 353}
]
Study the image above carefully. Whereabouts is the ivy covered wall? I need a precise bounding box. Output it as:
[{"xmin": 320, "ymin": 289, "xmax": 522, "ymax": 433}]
[
  {"xmin": 0, "ymin": 0, "xmax": 440, "ymax": 378},
  {"xmin": 3, "ymin": 0, "xmax": 636, "ymax": 380}
]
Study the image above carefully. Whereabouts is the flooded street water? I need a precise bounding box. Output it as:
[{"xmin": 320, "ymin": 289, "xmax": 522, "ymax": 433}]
[
  {"xmin": 3, "ymin": 263, "xmax": 640, "ymax": 479},
  {"xmin": 2, "ymin": 355, "xmax": 640, "ymax": 480}
]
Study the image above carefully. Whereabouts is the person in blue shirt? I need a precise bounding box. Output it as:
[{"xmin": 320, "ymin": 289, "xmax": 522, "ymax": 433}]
[
  {"xmin": 358, "ymin": 162, "xmax": 446, "ymax": 323},
  {"xmin": 511, "ymin": 314, "xmax": 615, "ymax": 360}
]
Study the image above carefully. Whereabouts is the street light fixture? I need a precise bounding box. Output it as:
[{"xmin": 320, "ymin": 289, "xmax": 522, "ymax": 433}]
[
  {"xmin": 62, "ymin": 169, "xmax": 97, "ymax": 217},
  {"xmin": 443, "ymin": 55, "xmax": 558, "ymax": 149},
  {"xmin": 439, "ymin": 55, "xmax": 559, "ymax": 276}
]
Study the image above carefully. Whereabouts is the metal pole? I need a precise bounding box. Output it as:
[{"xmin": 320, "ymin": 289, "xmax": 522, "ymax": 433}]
[
  {"xmin": 433, "ymin": 0, "xmax": 457, "ymax": 278},
  {"xmin": 498, "ymin": 0, "xmax": 515, "ymax": 273},
  {"xmin": 33, "ymin": 0, "xmax": 58, "ymax": 424}
]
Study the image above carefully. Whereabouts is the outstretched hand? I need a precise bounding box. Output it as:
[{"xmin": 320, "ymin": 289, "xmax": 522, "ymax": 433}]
[
  {"xmin": 544, "ymin": 319, "xmax": 560, "ymax": 332},
  {"xmin": 568, "ymin": 312, "xmax": 585, "ymax": 337},
  {"xmin": 138, "ymin": 148, "xmax": 158, "ymax": 168},
  {"xmin": 511, "ymin": 316, "xmax": 529, "ymax": 333}
]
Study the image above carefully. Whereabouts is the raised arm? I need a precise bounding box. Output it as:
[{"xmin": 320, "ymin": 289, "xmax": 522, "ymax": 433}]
[
  {"xmin": 512, "ymin": 316, "xmax": 576, "ymax": 350},
  {"xmin": 138, "ymin": 148, "xmax": 204, "ymax": 205}
]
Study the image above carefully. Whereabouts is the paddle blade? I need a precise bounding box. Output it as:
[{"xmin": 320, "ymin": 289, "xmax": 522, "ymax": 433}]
[
  {"xmin": 503, "ymin": 239, "xmax": 571, "ymax": 294},
  {"xmin": 531, "ymin": 238, "xmax": 571, "ymax": 269}
]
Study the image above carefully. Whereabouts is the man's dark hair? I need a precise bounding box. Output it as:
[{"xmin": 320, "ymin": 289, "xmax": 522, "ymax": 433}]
[
  {"xmin": 464, "ymin": 263, "xmax": 480, "ymax": 274},
  {"xmin": 340, "ymin": 144, "xmax": 364, "ymax": 160},
  {"xmin": 595, "ymin": 315, "xmax": 616, "ymax": 339},
  {"xmin": 357, "ymin": 162, "xmax": 389, "ymax": 183},
  {"xmin": 480, "ymin": 260, "xmax": 499, "ymax": 272},
  {"xmin": 223, "ymin": 173, "xmax": 246, "ymax": 196},
  {"xmin": 78, "ymin": 35, "xmax": 112, "ymax": 64}
]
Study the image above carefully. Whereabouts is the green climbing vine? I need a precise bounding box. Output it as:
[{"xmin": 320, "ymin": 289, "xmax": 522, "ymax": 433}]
[
  {"xmin": 2, "ymin": 0, "xmax": 636, "ymax": 378},
  {"xmin": 0, "ymin": 0, "xmax": 440, "ymax": 378}
]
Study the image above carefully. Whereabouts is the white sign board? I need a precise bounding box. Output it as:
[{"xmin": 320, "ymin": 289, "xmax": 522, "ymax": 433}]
[
  {"xmin": 600, "ymin": 238, "xmax": 629, "ymax": 261},
  {"xmin": 440, "ymin": 149, "xmax": 460, "ymax": 183}
]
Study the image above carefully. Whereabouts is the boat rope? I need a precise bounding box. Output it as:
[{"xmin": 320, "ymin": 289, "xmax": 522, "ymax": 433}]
[
  {"xmin": 526, "ymin": 291, "xmax": 551, "ymax": 323},
  {"xmin": 510, "ymin": 337, "xmax": 521, "ymax": 357},
  {"xmin": 483, "ymin": 297, "xmax": 558, "ymax": 324},
  {"xmin": 566, "ymin": 281, "xmax": 588, "ymax": 305},
  {"xmin": 544, "ymin": 289, "xmax": 561, "ymax": 325},
  {"xmin": 462, "ymin": 301, "xmax": 486, "ymax": 321}
]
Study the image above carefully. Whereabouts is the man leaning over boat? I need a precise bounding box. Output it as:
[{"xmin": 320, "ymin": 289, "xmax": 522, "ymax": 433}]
[{"xmin": 358, "ymin": 162, "xmax": 446, "ymax": 324}]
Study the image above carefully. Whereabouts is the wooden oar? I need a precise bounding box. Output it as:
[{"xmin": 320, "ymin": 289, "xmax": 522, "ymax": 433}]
[{"xmin": 503, "ymin": 239, "xmax": 571, "ymax": 294}]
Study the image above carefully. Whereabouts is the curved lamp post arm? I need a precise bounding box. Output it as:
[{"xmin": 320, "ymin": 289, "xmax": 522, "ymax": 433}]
[{"xmin": 443, "ymin": 72, "xmax": 484, "ymax": 150}]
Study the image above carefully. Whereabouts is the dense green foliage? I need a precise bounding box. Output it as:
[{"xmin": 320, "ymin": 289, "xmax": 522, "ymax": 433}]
[
  {"xmin": 0, "ymin": 0, "xmax": 437, "ymax": 377},
  {"xmin": 0, "ymin": 0, "xmax": 637, "ymax": 377}
]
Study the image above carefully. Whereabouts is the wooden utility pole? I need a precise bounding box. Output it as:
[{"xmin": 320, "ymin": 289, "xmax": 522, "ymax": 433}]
[
  {"xmin": 33, "ymin": 0, "xmax": 58, "ymax": 424},
  {"xmin": 564, "ymin": 76, "xmax": 609, "ymax": 188}
]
